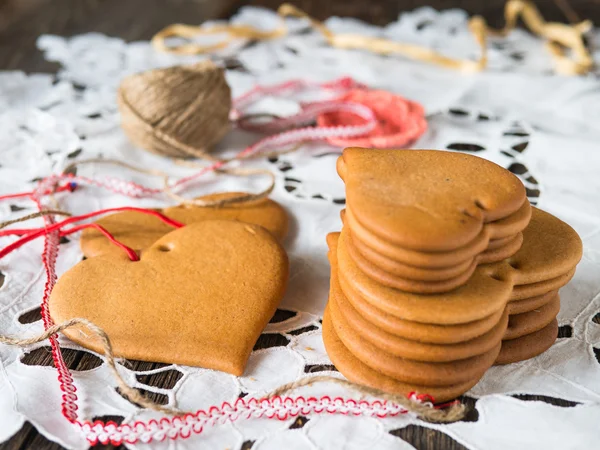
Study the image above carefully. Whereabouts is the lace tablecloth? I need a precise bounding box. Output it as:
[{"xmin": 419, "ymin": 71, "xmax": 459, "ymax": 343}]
[{"xmin": 1, "ymin": 6, "xmax": 600, "ymax": 449}]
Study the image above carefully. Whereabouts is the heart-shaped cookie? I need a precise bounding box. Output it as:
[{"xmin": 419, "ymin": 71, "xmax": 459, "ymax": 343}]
[
  {"xmin": 327, "ymin": 232, "xmax": 505, "ymax": 344},
  {"xmin": 337, "ymin": 230, "xmax": 512, "ymax": 324},
  {"xmin": 50, "ymin": 220, "xmax": 289, "ymax": 375},
  {"xmin": 338, "ymin": 148, "xmax": 528, "ymax": 251},
  {"xmin": 322, "ymin": 309, "xmax": 484, "ymax": 402},
  {"xmin": 80, "ymin": 192, "xmax": 289, "ymax": 258},
  {"xmin": 495, "ymin": 319, "xmax": 558, "ymax": 365}
]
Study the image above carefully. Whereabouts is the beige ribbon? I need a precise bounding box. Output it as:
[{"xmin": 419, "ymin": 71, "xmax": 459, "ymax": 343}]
[{"xmin": 152, "ymin": 1, "xmax": 594, "ymax": 76}]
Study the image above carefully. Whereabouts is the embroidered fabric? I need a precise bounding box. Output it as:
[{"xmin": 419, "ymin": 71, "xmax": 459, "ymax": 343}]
[{"xmin": 1, "ymin": 6, "xmax": 600, "ymax": 449}]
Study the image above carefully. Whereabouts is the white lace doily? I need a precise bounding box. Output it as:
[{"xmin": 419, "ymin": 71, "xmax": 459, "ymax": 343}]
[{"xmin": 1, "ymin": 6, "xmax": 600, "ymax": 449}]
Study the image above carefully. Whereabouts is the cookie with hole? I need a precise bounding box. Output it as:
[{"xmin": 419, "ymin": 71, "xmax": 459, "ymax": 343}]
[
  {"xmin": 51, "ymin": 220, "xmax": 289, "ymax": 376},
  {"xmin": 322, "ymin": 308, "xmax": 487, "ymax": 403},
  {"xmin": 338, "ymin": 148, "xmax": 529, "ymax": 252},
  {"xmin": 80, "ymin": 191, "xmax": 288, "ymax": 258}
]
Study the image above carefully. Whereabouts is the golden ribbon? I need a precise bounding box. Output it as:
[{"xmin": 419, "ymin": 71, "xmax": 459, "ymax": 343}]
[{"xmin": 152, "ymin": 1, "xmax": 593, "ymax": 76}]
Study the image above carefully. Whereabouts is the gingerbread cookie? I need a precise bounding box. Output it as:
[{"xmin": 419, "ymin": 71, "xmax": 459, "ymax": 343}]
[
  {"xmin": 329, "ymin": 262, "xmax": 508, "ymax": 362},
  {"xmin": 346, "ymin": 230, "xmax": 477, "ymax": 293},
  {"xmin": 506, "ymin": 289, "xmax": 558, "ymax": 315},
  {"xmin": 344, "ymin": 206, "xmax": 489, "ymax": 269},
  {"xmin": 330, "ymin": 293, "xmax": 502, "ymax": 385},
  {"xmin": 328, "ymin": 233, "xmax": 506, "ymax": 344},
  {"xmin": 322, "ymin": 308, "xmax": 485, "ymax": 403},
  {"xmin": 495, "ymin": 319, "xmax": 558, "ymax": 365},
  {"xmin": 338, "ymin": 148, "xmax": 528, "ymax": 251},
  {"xmin": 337, "ymin": 230, "xmax": 512, "ymax": 324},
  {"xmin": 503, "ymin": 294, "xmax": 560, "ymax": 340},
  {"xmin": 490, "ymin": 207, "xmax": 583, "ymax": 288},
  {"xmin": 51, "ymin": 220, "xmax": 289, "ymax": 376},
  {"xmin": 510, "ymin": 269, "xmax": 575, "ymax": 301},
  {"xmin": 80, "ymin": 192, "xmax": 289, "ymax": 258}
]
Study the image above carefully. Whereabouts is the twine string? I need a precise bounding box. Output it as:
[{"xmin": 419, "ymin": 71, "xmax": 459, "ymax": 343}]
[
  {"xmin": 268, "ymin": 376, "xmax": 466, "ymax": 423},
  {"xmin": 0, "ymin": 318, "xmax": 184, "ymax": 416},
  {"xmin": 0, "ymin": 210, "xmax": 72, "ymax": 230}
]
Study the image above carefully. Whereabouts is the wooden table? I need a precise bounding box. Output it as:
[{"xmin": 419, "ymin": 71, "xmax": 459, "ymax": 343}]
[{"xmin": 0, "ymin": 0, "xmax": 590, "ymax": 448}]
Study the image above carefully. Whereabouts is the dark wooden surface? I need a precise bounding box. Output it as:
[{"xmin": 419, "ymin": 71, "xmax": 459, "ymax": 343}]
[{"xmin": 0, "ymin": 0, "xmax": 591, "ymax": 448}]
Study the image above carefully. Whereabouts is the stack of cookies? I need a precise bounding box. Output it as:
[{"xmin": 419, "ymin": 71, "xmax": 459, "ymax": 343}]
[
  {"xmin": 323, "ymin": 148, "xmax": 582, "ymax": 402},
  {"xmin": 339, "ymin": 150, "xmax": 531, "ymax": 294}
]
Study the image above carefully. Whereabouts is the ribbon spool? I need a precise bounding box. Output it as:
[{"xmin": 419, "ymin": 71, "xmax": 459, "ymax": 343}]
[{"xmin": 117, "ymin": 60, "xmax": 231, "ymax": 159}]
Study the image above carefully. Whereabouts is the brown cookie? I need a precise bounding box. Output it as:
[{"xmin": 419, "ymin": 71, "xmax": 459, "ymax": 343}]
[
  {"xmin": 487, "ymin": 233, "xmax": 520, "ymax": 250},
  {"xmin": 495, "ymin": 319, "xmax": 558, "ymax": 365},
  {"xmin": 346, "ymin": 229, "xmax": 478, "ymax": 293},
  {"xmin": 337, "ymin": 230, "xmax": 512, "ymax": 324},
  {"xmin": 329, "ymin": 265, "xmax": 509, "ymax": 362},
  {"xmin": 322, "ymin": 308, "xmax": 487, "ymax": 403},
  {"xmin": 330, "ymin": 297, "xmax": 502, "ymax": 386},
  {"xmin": 345, "ymin": 206, "xmax": 489, "ymax": 269},
  {"xmin": 349, "ymin": 228, "xmax": 476, "ymax": 281},
  {"xmin": 488, "ymin": 207, "xmax": 582, "ymax": 288},
  {"xmin": 50, "ymin": 220, "xmax": 289, "ymax": 376},
  {"xmin": 476, "ymin": 232, "xmax": 524, "ymax": 264},
  {"xmin": 329, "ymin": 233, "xmax": 505, "ymax": 344},
  {"xmin": 338, "ymin": 148, "xmax": 528, "ymax": 251},
  {"xmin": 80, "ymin": 192, "xmax": 289, "ymax": 258},
  {"xmin": 506, "ymin": 290, "xmax": 558, "ymax": 315},
  {"xmin": 510, "ymin": 269, "xmax": 575, "ymax": 301},
  {"xmin": 503, "ymin": 294, "xmax": 560, "ymax": 340}
]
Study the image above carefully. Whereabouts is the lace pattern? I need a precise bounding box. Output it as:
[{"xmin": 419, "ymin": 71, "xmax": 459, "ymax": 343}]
[{"xmin": 1, "ymin": 6, "xmax": 600, "ymax": 449}]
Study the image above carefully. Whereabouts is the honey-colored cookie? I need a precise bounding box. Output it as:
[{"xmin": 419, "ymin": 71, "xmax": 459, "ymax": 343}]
[
  {"xmin": 345, "ymin": 202, "xmax": 529, "ymax": 271},
  {"xmin": 510, "ymin": 269, "xmax": 575, "ymax": 301},
  {"xmin": 503, "ymin": 294, "xmax": 560, "ymax": 340},
  {"xmin": 338, "ymin": 148, "xmax": 527, "ymax": 251},
  {"xmin": 345, "ymin": 206, "xmax": 489, "ymax": 269},
  {"xmin": 330, "ymin": 297, "xmax": 502, "ymax": 386},
  {"xmin": 346, "ymin": 229, "xmax": 478, "ymax": 293},
  {"xmin": 495, "ymin": 319, "xmax": 558, "ymax": 365},
  {"xmin": 51, "ymin": 220, "xmax": 289, "ymax": 376},
  {"xmin": 476, "ymin": 232, "xmax": 524, "ymax": 264},
  {"xmin": 329, "ymin": 266, "xmax": 509, "ymax": 362},
  {"xmin": 487, "ymin": 233, "xmax": 520, "ymax": 251},
  {"xmin": 80, "ymin": 192, "xmax": 289, "ymax": 258},
  {"xmin": 506, "ymin": 290, "xmax": 558, "ymax": 315},
  {"xmin": 337, "ymin": 230, "xmax": 512, "ymax": 324},
  {"xmin": 489, "ymin": 207, "xmax": 582, "ymax": 287},
  {"xmin": 322, "ymin": 308, "xmax": 486, "ymax": 403},
  {"xmin": 349, "ymin": 228, "xmax": 476, "ymax": 281}
]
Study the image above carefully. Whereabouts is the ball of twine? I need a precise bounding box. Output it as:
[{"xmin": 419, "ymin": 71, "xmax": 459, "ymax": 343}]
[{"xmin": 117, "ymin": 60, "xmax": 232, "ymax": 159}]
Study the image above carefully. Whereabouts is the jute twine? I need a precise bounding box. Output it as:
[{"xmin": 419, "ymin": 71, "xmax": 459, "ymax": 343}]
[
  {"xmin": 0, "ymin": 318, "xmax": 465, "ymax": 422},
  {"xmin": 117, "ymin": 60, "xmax": 231, "ymax": 159},
  {"xmin": 152, "ymin": 0, "xmax": 594, "ymax": 75},
  {"xmin": 0, "ymin": 210, "xmax": 71, "ymax": 230}
]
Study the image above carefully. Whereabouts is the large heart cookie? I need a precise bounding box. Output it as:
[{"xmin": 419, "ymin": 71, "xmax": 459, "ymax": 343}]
[
  {"xmin": 80, "ymin": 192, "xmax": 289, "ymax": 258},
  {"xmin": 50, "ymin": 220, "xmax": 289, "ymax": 376}
]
